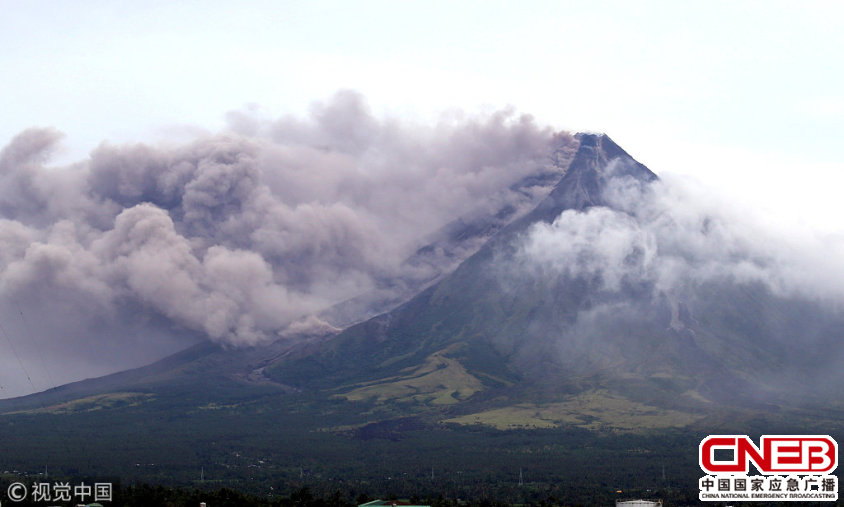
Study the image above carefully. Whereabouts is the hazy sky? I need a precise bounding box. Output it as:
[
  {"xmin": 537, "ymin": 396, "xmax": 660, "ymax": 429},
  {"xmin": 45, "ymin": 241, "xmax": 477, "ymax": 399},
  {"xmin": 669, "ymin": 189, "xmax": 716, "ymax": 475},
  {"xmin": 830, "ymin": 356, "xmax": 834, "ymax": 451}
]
[
  {"xmin": 2, "ymin": 0, "xmax": 843, "ymax": 232},
  {"xmin": 2, "ymin": 1, "xmax": 844, "ymax": 398}
]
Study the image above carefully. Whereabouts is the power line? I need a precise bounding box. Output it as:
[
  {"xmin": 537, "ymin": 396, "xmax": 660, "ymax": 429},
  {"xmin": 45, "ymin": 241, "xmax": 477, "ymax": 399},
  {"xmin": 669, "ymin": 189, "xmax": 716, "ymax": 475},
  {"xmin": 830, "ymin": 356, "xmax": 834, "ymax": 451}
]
[
  {"xmin": 0, "ymin": 309, "xmax": 77, "ymax": 476},
  {"xmin": 16, "ymin": 302, "xmax": 57, "ymax": 392},
  {"xmin": 0, "ymin": 319, "xmax": 37, "ymax": 394}
]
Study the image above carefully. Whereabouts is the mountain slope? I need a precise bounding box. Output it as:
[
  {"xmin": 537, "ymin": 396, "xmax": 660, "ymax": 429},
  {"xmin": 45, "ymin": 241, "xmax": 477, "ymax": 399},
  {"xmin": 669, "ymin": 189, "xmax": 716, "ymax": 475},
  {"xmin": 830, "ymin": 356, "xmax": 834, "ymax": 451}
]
[
  {"xmin": 263, "ymin": 134, "xmax": 671, "ymax": 394},
  {"xmin": 264, "ymin": 133, "xmax": 844, "ymax": 425}
]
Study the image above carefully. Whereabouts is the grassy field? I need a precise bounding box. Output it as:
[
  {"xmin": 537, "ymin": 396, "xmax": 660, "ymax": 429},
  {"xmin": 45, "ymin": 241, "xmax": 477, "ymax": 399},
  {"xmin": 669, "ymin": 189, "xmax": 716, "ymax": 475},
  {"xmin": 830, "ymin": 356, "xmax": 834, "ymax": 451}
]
[
  {"xmin": 5, "ymin": 391, "xmax": 154, "ymax": 415},
  {"xmin": 443, "ymin": 389, "xmax": 703, "ymax": 431},
  {"xmin": 336, "ymin": 346, "xmax": 484, "ymax": 405}
]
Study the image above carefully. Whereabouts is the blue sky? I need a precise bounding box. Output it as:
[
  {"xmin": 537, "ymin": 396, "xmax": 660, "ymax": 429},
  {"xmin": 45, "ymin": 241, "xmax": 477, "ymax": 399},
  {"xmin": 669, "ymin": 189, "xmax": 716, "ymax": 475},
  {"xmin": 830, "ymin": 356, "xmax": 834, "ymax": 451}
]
[{"xmin": 2, "ymin": 0, "xmax": 843, "ymax": 231}]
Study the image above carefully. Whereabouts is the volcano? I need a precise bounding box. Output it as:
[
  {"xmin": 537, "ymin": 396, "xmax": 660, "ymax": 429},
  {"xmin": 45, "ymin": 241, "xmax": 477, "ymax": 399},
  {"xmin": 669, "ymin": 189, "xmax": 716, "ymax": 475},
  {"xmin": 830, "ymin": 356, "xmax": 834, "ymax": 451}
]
[{"xmin": 7, "ymin": 133, "xmax": 842, "ymax": 434}]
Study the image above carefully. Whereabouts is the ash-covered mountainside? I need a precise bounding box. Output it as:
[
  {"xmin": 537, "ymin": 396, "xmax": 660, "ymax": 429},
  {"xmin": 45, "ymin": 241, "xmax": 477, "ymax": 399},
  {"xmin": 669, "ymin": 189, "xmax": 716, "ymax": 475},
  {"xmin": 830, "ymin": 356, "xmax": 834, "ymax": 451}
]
[
  {"xmin": 528, "ymin": 132, "xmax": 657, "ymax": 218},
  {"xmin": 267, "ymin": 133, "xmax": 844, "ymax": 415}
]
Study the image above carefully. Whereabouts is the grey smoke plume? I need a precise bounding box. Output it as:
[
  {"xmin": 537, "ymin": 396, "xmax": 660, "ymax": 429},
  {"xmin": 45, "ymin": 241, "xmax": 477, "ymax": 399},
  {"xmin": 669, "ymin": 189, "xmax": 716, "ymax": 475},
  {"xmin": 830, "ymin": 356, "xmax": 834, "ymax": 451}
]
[{"xmin": 0, "ymin": 91, "xmax": 570, "ymax": 395}]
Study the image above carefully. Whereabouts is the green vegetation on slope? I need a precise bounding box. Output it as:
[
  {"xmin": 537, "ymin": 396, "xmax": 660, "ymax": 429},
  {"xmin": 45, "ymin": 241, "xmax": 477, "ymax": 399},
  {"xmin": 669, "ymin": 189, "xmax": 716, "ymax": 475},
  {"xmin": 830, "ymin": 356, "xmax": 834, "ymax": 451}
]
[
  {"xmin": 442, "ymin": 389, "xmax": 703, "ymax": 431},
  {"xmin": 336, "ymin": 346, "xmax": 484, "ymax": 405}
]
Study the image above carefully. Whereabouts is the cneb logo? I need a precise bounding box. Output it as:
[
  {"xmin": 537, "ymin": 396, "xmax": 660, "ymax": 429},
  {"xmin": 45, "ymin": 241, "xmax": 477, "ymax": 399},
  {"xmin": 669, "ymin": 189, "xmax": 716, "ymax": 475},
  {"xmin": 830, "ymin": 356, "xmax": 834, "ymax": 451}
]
[{"xmin": 700, "ymin": 435, "xmax": 838, "ymax": 474}]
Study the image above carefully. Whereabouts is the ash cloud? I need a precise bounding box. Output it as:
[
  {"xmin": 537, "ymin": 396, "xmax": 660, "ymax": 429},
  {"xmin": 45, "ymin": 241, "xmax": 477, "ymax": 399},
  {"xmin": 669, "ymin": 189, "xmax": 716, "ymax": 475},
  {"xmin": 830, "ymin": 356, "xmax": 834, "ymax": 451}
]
[{"xmin": 0, "ymin": 91, "xmax": 570, "ymax": 396}]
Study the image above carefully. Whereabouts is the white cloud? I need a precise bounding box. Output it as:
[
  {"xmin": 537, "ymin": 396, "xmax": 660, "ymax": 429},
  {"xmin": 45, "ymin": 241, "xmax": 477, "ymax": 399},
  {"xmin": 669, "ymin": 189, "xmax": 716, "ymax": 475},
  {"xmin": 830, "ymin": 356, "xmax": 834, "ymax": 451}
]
[{"xmin": 517, "ymin": 173, "xmax": 844, "ymax": 303}]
